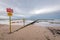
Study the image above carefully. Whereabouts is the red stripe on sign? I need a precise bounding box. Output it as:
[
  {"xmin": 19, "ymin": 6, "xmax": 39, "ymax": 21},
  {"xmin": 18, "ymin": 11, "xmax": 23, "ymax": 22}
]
[{"xmin": 6, "ymin": 8, "xmax": 13, "ymax": 13}]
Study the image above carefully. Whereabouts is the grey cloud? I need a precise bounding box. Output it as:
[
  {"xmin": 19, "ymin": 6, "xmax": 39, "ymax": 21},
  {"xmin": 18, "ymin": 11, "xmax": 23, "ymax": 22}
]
[{"xmin": 0, "ymin": 0, "xmax": 60, "ymax": 19}]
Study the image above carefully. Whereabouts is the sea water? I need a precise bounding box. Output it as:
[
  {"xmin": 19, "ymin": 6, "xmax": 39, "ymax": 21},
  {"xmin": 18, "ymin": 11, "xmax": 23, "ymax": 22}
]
[
  {"xmin": 35, "ymin": 19, "xmax": 60, "ymax": 27},
  {"xmin": 0, "ymin": 19, "xmax": 60, "ymax": 27}
]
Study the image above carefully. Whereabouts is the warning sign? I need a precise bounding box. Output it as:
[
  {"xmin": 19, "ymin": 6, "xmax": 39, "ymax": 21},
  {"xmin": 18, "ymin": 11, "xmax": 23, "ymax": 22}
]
[
  {"xmin": 6, "ymin": 8, "xmax": 13, "ymax": 16},
  {"xmin": 6, "ymin": 8, "xmax": 13, "ymax": 33},
  {"xmin": 7, "ymin": 12, "xmax": 13, "ymax": 16}
]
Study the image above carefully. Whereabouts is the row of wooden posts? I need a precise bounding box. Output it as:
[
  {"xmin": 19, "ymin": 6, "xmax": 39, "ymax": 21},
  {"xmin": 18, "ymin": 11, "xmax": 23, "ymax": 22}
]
[{"xmin": 9, "ymin": 17, "xmax": 25, "ymax": 33}]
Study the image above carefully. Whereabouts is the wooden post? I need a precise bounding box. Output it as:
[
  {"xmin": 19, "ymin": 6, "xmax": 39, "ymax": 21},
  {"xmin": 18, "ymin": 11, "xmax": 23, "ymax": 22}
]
[
  {"xmin": 9, "ymin": 16, "xmax": 12, "ymax": 33},
  {"xmin": 23, "ymin": 18, "xmax": 25, "ymax": 27}
]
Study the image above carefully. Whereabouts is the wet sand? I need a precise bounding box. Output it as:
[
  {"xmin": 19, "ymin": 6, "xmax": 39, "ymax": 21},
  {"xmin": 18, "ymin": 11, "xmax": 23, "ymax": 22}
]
[{"xmin": 0, "ymin": 24, "xmax": 60, "ymax": 40}]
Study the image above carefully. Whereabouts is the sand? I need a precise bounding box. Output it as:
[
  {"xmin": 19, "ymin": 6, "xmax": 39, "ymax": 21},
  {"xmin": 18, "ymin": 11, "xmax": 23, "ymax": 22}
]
[{"xmin": 0, "ymin": 24, "xmax": 60, "ymax": 40}]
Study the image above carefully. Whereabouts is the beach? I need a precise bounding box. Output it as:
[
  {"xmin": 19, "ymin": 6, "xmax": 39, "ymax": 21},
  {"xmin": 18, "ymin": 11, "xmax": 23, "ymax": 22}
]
[
  {"xmin": 0, "ymin": 23, "xmax": 60, "ymax": 40},
  {"xmin": 0, "ymin": 0, "xmax": 60, "ymax": 40}
]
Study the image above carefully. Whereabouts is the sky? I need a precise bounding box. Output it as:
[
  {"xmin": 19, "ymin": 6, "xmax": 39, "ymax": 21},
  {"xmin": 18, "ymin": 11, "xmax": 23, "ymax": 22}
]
[{"xmin": 0, "ymin": 0, "xmax": 60, "ymax": 19}]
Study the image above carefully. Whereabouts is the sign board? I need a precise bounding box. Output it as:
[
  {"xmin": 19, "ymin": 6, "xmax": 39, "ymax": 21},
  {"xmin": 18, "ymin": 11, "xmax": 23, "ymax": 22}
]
[
  {"xmin": 6, "ymin": 8, "xmax": 13, "ymax": 13},
  {"xmin": 6, "ymin": 8, "xmax": 13, "ymax": 16},
  {"xmin": 6, "ymin": 8, "xmax": 13, "ymax": 33},
  {"xmin": 8, "ymin": 12, "xmax": 13, "ymax": 16}
]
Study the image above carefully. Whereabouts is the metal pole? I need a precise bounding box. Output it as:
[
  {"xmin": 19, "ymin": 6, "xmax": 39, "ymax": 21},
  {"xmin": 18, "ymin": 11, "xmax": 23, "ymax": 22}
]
[{"xmin": 9, "ymin": 16, "xmax": 12, "ymax": 33}]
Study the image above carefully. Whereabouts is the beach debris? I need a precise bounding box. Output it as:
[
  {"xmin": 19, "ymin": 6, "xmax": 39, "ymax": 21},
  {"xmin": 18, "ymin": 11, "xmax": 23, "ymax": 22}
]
[
  {"xmin": 44, "ymin": 35, "xmax": 51, "ymax": 40},
  {"xmin": 47, "ymin": 27, "xmax": 60, "ymax": 36},
  {"xmin": 55, "ymin": 29, "xmax": 60, "ymax": 35},
  {"xmin": 47, "ymin": 27, "xmax": 56, "ymax": 35},
  {"xmin": 45, "ymin": 36, "xmax": 50, "ymax": 40}
]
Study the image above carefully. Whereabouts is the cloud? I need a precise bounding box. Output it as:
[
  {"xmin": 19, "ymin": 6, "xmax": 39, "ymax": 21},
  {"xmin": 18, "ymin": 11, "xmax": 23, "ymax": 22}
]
[
  {"xmin": 0, "ymin": 1, "xmax": 24, "ymax": 15},
  {"xmin": 30, "ymin": 6, "xmax": 60, "ymax": 14},
  {"xmin": 0, "ymin": 16, "xmax": 8, "ymax": 19},
  {"xmin": 0, "ymin": 2, "xmax": 22, "ymax": 15},
  {"xmin": 0, "ymin": 0, "xmax": 60, "ymax": 19},
  {"xmin": 13, "ymin": 14, "xmax": 25, "ymax": 17}
]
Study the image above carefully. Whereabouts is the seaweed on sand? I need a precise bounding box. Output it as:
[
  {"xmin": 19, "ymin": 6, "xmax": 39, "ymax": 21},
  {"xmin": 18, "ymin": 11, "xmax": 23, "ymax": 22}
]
[{"xmin": 47, "ymin": 27, "xmax": 60, "ymax": 36}]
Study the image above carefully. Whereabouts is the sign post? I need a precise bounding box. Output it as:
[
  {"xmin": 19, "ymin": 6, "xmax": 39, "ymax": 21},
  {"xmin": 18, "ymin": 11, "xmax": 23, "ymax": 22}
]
[
  {"xmin": 23, "ymin": 18, "xmax": 25, "ymax": 27},
  {"xmin": 6, "ymin": 8, "xmax": 13, "ymax": 33},
  {"xmin": 9, "ymin": 16, "xmax": 11, "ymax": 33}
]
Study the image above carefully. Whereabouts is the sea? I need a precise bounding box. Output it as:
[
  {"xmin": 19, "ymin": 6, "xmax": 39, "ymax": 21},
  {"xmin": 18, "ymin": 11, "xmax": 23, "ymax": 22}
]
[{"xmin": 0, "ymin": 19, "xmax": 60, "ymax": 27}]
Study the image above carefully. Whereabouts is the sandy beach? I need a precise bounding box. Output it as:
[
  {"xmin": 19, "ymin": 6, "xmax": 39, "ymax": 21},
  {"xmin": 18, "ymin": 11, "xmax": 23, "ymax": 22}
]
[
  {"xmin": 0, "ymin": 0, "xmax": 60, "ymax": 40},
  {"xmin": 0, "ymin": 24, "xmax": 60, "ymax": 40}
]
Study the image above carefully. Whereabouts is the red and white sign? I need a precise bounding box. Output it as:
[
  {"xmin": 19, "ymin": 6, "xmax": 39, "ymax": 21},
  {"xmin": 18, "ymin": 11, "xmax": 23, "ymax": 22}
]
[
  {"xmin": 6, "ymin": 8, "xmax": 13, "ymax": 13},
  {"xmin": 6, "ymin": 8, "xmax": 13, "ymax": 16}
]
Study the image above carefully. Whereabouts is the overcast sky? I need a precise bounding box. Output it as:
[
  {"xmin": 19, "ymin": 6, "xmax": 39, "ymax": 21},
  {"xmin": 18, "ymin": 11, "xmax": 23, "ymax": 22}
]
[{"xmin": 0, "ymin": 0, "xmax": 60, "ymax": 19}]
